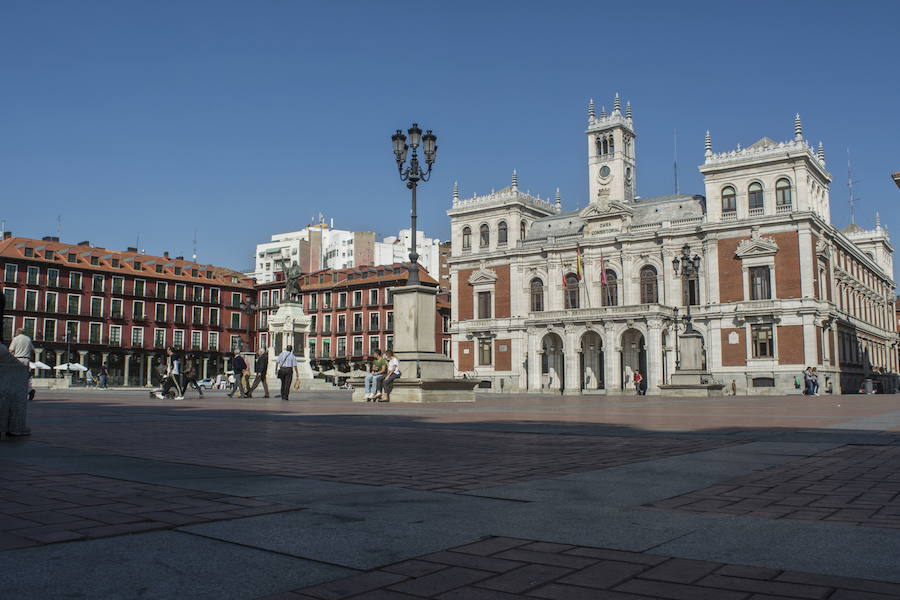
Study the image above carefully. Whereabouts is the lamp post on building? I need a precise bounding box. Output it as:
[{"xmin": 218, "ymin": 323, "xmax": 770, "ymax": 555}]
[
  {"xmin": 391, "ymin": 123, "xmax": 438, "ymax": 285},
  {"xmin": 672, "ymin": 244, "xmax": 702, "ymax": 333},
  {"xmin": 239, "ymin": 296, "xmax": 258, "ymax": 352}
]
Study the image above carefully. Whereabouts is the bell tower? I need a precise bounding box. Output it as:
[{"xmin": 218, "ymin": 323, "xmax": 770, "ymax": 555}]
[{"xmin": 586, "ymin": 93, "xmax": 637, "ymax": 209}]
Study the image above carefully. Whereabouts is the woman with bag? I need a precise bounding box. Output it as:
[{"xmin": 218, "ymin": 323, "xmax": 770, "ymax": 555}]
[
  {"xmin": 275, "ymin": 345, "xmax": 300, "ymax": 401},
  {"xmin": 380, "ymin": 350, "xmax": 401, "ymax": 402}
]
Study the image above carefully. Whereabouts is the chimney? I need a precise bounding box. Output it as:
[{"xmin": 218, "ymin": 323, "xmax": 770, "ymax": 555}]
[
  {"xmin": 163, "ymin": 251, "xmax": 169, "ymax": 258},
  {"xmin": 4, "ymin": 231, "xmax": 14, "ymax": 240},
  {"xmin": 42, "ymin": 235, "xmax": 60, "ymax": 242},
  {"xmin": 126, "ymin": 246, "xmax": 138, "ymax": 252},
  {"xmin": 78, "ymin": 240, "xmax": 90, "ymax": 246},
  {"xmin": 175, "ymin": 256, "xmax": 184, "ymax": 260}
]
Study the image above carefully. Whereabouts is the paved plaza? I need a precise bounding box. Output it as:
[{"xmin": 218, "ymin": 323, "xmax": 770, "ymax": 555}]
[{"xmin": 2, "ymin": 390, "xmax": 900, "ymax": 599}]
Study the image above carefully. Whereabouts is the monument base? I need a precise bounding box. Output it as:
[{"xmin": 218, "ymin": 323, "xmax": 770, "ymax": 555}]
[
  {"xmin": 267, "ymin": 301, "xmax": 333, "ymax": 392},
  {"xmin": 659, "ymin": 370, "xmax": 725, "ymax": 397}
]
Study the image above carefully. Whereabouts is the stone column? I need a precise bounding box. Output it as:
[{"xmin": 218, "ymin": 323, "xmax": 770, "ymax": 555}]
[
  {"xmin": 202, "ymin": 357, "xmax": 209, "ymax": 379},
  {"xmin": 802, "ymin": 315, "xmax": 816, "ymax": 367},
  {"xmin": 123, "ymin": 354, "xmax": 130, "ymax": 387},
  {"xmin": 145, "ymin": 355, "xmax": 153, "ymax": 387},
  {"xmin": 646, "ymin": 321, "xmax": 663, "ymax": 394},
  {"xmin": 526, "ymin": 334, "xmax": 540, "ymax": 392},
  {"xmin": 563, "ymin": 328, "xmax": 579, "ymax": 394}
]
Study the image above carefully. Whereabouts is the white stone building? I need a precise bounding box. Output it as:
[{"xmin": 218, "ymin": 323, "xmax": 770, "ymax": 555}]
[
  {"xmin": 448, "ymin": 95, "xmax": 899, "ymax": 395},
  {"xmin": 374, "ymin": 229, "xmax": 441, "ymax": 280}
]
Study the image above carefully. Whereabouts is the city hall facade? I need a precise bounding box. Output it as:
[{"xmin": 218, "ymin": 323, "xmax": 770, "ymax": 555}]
[{"xmin": 448, "ymin": 96, "xmax": 897, "ymax": 395}]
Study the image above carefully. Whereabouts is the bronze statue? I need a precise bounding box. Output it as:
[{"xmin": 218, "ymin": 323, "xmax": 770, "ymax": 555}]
[{"xmin": 282, "ymin": 263, "xmax": 302, "ymax": 302}]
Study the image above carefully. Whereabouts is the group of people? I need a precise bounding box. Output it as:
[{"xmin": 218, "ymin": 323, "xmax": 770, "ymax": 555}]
[
  {"xmin": 362, "ymin": 349, "xmax": 400, "ymax": 402},
  {"xmin": 799, "ymin": 367, "xmax": 821, "ymax": 395}
]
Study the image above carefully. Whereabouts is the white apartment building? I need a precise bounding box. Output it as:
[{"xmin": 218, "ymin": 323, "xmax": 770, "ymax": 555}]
[{"xmin": 374, "ymin": 229, "xmax": 441, "ymax": 280}]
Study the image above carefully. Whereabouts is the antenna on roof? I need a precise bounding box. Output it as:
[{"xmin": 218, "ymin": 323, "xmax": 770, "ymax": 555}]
[
  {"xmin": 673, "ymin": 129, "xmax": 679, "ymax": 195},
  {"xmin": 192, "ymin": 229, "xmax": 198, "ymax": 262},
  {"xmin": 57, "ymin": 215, "xmax": 62, "ymax": 241},
  {"xmin": 847, "ymin": 147, "xmax": 861, "ymax": 225}
]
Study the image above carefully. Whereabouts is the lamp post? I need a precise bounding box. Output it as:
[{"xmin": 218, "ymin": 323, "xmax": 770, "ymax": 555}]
[
  {"xmin": 672, "ymin": 244, "xmax": 702, "ymax": 333},
  {"xmin": 392, "ymin": 123, "xmax": 438, "ymax": 285},
  {"xmin": 239, "ymin": 296, "xmax": 258, "ymax": 352}
]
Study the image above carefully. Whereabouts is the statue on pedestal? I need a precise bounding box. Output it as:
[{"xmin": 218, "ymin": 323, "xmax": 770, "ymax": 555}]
[{"xmin": 282, "ymin": 263, "xmax": 301, "ymax": 303}]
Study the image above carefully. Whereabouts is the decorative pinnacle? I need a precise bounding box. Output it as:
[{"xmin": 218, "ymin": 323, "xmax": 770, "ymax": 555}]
[
  {"xmin": 794, "ymin": 113, "xmax": 803, "ymax": 140},
  {"xmin": 876, "ymin": 212, "xmax": 882, "ymax": 229},
  {"xmin": 613, "ymin": 93, "xmax": 621, "ymax": 113},
  {"xmin": 817, "ymin": 141, "xmax": 824, "ymax": 161},
  {"xmin": 555, "ymin": 188, "xmax": 561, "ymax": 205},
  {"xmin": 511, "ymin": 169, "xmax": 518, "ymax": 190},
  {"xmin": 705, "ymin": 130, "xmax": 712, "ymax": 155},
  {"xmin": 452, "ymin": 181, "xmax": 459, "ymax": 201},
  {"xmin": 588, "ymin": 98, "xmax": 595, "ymax": 120},
  {"xmin": 600, "ymin": 105, "xmax": 607, "ymax": 118},
  {"xmin": 625, "ymin": 101, "xmax": 632, "ymax": 119}
]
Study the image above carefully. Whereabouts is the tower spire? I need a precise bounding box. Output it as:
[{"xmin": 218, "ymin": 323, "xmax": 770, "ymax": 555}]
[
  {"xmin": 817, "ymin": 141, "xmax": 825, "ymax": 163},
  {"xmin": 876, "ymin": 212, "xmax": 882, "ymax": 229},
  {"xmin": 600, "ymin": 105, "xmax": 607, "ymax": 118},
  {"xmin": 794, "ymin": 113, "xmax": 803, "ymax": 141},
  {"xmin": 625, "ymin": 100, "xmax": 632, "ymax": 119},
  {"xmin": 613, "ymin": 92, "xmax": 621, "ymax": 113},
  {"xmin": 452, "ymin": 181, "xmax": 459, "ymax": 201},
  {"xmin": 511, "ymin": 169, "xmax": 518, "ymax": 190},
  {"xmin": 705, "ymin": 130, "xmax": 712, "ymax": 157},
  {"xmin": 588, "ymin": 98, "xmax": 595, "ymax": 120},
  {"xmin": 555, "ymin": 188, "xmax": 561, "ymax": 210}
]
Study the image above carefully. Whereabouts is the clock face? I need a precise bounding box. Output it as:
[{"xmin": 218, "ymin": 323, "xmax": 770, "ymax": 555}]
[{"xmin": 599, "ymin": 166, "xmax": 611, "ymax": 178}]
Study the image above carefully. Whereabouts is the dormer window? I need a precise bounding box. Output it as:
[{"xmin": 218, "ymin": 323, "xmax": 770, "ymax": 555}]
[
  {"xmin": 24, "ymin": 247, "xmax": 34, "ymax": 257},
  {"xmin": 90, "ymin": 256, "xmax": 99, "ymax": 266},
  {"xmin": 111, "ymin": 258, "xmax": 120, "ymax": 267},
  {"xmin": 67, "ymin": 253, "xmax": 77, "ymax": 263},
  {"xmin": 155, "ymin": 265, "xmax": 163, "ymax": 273},
  {"xmin": 45, "ymin": 249, "xmax": 54, "ymax": 260}
]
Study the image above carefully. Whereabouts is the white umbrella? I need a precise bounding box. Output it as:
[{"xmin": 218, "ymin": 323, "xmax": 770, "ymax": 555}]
[
  {"xmin": 54, "ymin": 362, "xmax": 88, "ymax": 372},
  {"xmin": 320, "ymin": 368, "xmax": 338, "ymax": 377},
  {"xmin": 30, "ymin": 361, "xmax": 52, "ymax": 370}
]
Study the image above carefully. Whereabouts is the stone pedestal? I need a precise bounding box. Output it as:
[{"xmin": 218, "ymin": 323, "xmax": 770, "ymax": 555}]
[
  {"xmin": 352, "ymin": 284, "xmax": 474, "ymax": 403},
  {"xmin": 659, "ymin": 330, "xmax": 724, "ymax": 397},
  {"xmin": 0, "ymin": 344, "xmax": 30, "ymax": 436},
  {"xmin": 267, "ymin": 301, "xmax": 331, "ymax": 392}
]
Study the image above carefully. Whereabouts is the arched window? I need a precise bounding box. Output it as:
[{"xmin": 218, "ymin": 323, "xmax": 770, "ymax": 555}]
[
  {"xmin": 498, "ymin": 221, "xmax": 508, "ymax": 246},
  {"xmin": 595, "ymin": 136, "xmax": 603, "ymax": 157},
  {"xmin": 608, "ymin": 135, "xmax": 614, "ymax": 154},
  {"xmin": 721, "ymin": 186, "xmax": 736, "ymax": 213},
  {"xmin": 748, "ymin": 182, "xmax": 764, "ymax": 211},
  {"xmin": 564, "ymin": 274, "xmax": 580, "ymax": 309},
  {"xmin": 479, "ymin": 224, "xmax": 490, "ymax": 248},
  {"xmin": 602, "ymin": 270, "xmax": 618, "ymax": 306},
  {"xmin": 775, "ymin": 178, "xmax": 792, "ymax": 207},
  {"xmin": 462, "ymin": 227, "xmax": 471, "ymax": 251},
  {"xmin": 639, "ymin": 265, "xmax": 658, "ymax": 304},
  {"xmin": 520, "ymin": 220, "xmax": 527, "ymax": 240},
  {"xmin": 530, "ymin": 278, "xmax": 544, "ymax": 312}
]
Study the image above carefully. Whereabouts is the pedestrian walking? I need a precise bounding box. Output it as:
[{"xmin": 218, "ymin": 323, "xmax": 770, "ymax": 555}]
[
  {"xmin": 811, "ymin": 367, "xmax": 820, "ymax": 396},
  {"xmin": 156, "ymin": 346, "xmax": 184, "ymax": 399},
  {"xmin": 380, "ymin": 349, "xmax": 401, "ymax": 402},
  {"xmin": 802, "ymin": 367, "xmax": 813, "ymax": 395},
  {"xmin": 247, "ymin": 347, "xmax": 270, "ymax": 398},
  {"xmin": 99, "ymin": 363, "xmax": 109, "ymax": 389},
  {"xmin": 9, "ymin": 328, "xmax": 35, "ymax": 402},
  {"xmin": 730, "ymin": 379, "xmax": 737, "ymax": 396},
  {"xmin": 183, "ymin": 364, "xmax": 203, "ymax": 397},
  {"xmin": 275, "ymin": 345, "xmax": 299, "ymax": 401},
  {"xmin": 633, "ymin": 370, "xmax": 644, "ymax": 395},
  {"xmin": 227, "ymin": 350, "xmax": 248, "ymax": 398}
]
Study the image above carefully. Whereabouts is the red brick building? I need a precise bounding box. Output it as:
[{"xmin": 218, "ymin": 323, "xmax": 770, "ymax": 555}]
[
  {"xmin": 255, "ymin": 264, "xmax": 450, "ymax": 372},
  {"xmin": 1, "ymin": 233, "xmax": 255, "ymax": 385}
]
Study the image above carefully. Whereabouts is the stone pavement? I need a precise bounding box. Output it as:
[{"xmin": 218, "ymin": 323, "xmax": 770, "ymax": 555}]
[{"xmin": 1, "ymin": 390, "xmax": 899, "ymax": 599}]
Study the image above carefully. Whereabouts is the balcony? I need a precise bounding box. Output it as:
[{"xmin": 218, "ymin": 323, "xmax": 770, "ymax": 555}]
[
  {"xmin": 88, "ymin": 336, "xmax": 101, "ymax": 345},
  {"xmin": 192, "ymin": 319, "xmax": 203, "ymax": 326},
  {"xmin": 748, "ymin": 207, "xmax": 764, "ymax": 217},
  {"xmin": 721, "ymin": 211, "xmax": 737, "ymax": 222},
  {"xmin": 191, "ymin": 344, "xmax": 203, "ymax": 351},
  {"xmin": 321, "ymin": 327, "xmax": 332, "ymax": 335},
  {"xmin": 90, "ymin": 311, "xmax": 103, "ymax": 319},
  {"xmin": 307, "ymin": 305, "xmax": 319, "ymax": 313},
  {"xmin": 352, "ymin": 325, "xmax": 364, "ymax": 333},
  {"xmin": 337, "ymin": 327, "xmax": 346, "ymax": 335},
  {"xmin": 368, "ymin": 325, "xmax": 380, "ymax": 332},
  {"xmin": 132, "ymin": 313, "xmax": 147, "ymax": 321},
  {"xmin": 154, "ymin": 316, "xmax": 168, "ymax": 324},
  {"xmin": 776, "ymin": 203, "xmax": 792, "ymax": 214}
]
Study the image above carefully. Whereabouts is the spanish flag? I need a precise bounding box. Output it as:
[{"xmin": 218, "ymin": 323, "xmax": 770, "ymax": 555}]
[{"xmin": 576, "ymin": 245, "xmax": 584, "ymax": 281}]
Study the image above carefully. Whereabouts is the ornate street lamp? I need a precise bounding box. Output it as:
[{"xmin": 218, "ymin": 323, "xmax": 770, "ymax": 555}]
[
  {"xmin": 672, "ymin": 243, "xmax": 702, "ymax": 333},
  {"xmin": 391, "ymin": 123, "xmax": 438, "ymax": 285},
  {"xmin": 239, "ymin": 295, "xmax": 258, "ymax": 352}
]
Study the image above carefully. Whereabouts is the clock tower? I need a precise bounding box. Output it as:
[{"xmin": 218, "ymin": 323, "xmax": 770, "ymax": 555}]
[{"xmin": 586, "ymin": 93, "xmax": 636, "ymax": 209}]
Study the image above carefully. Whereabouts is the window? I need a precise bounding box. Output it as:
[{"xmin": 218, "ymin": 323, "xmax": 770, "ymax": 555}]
[
  {"xmin": 337, "ymin": 314, "xmax": 346, "ymax": 334},
  {"xmin": 748, "ymin": 182, "xmax": 763, "ymax": 210},
  {"xmin": 43, "ymin": 319, "xmax": 56, "ymax": 342},
  {"xmin": 133, "ymin": 300, "xmax": 145, "ymax": 318},
  {"xmin": 338, "ymin": 292, "xmax": 347, "ymax": 309},
  {"xmin": 67, "ymin": 295, "xmax": 81, "ymax": 315},
  {"xmin": 353, "ymin": 290, "xmax": 362, "ymax": 307},
  {"xmin": 66, "ymin": 321, "xmax": 79, "ymax": 342},
  {"xmin": 478, "ymin": 339, "xmax": 492, "ymax": 365},
  {"xmin": 751, "ymin": 324, "xmax": 773, "ymax": 358},
  {"xmin": 134, "ymin": 261, "xmax": 142, "ymax": 271},
  {"xmin": 231, "ymin": 292, "xmax": 241, "ymax": 307},
  {"xmin": 173, "ymin": 330, "xmax": 184, "ymax": 349},
  {"xmin": 174, "ymin": 305, "xmax": 185, "ymax": 323},
  {"xmin": 230, "ymin": 312, "xmax": 240, "ymax": 329},
  {"xmin": 3, "ymin": 288, "xmax": 14, "ymax": 309},
  {"xmin": 385, "ymin": 289, "xmax": 393, "ymax": 304},
  {"xmin": 323, "ymin": 292, "xmax": 331, "ymax": 308},
  {"xmin": 27, "ymin": 266, "xmax": 39, "ymax": 285},
  {"xmin": 110, "ymin": 325, "xmax": 122, "ymax": 345},
  {"xmin": 477, "ymin": 291, "xmax": 492, "ymax": 319},
  {"xmin": 564, "ymin": 274, "xmax": 580, "ymax": 309},
  {"xmin": 210, "ymin": 288, "xmax": 220, "ymax": 304},
  {"xmin": 462, "ymin": 227, "xmax": 471, "ymax": 250},
  {"xmin": 23, "ymin": 317, "xmax": 36, "ymax": 339},
  {"xmin": 369, "ymin": 289, "xmax": 378, "ymax": 306},
  {"xmin": 498, "ymin": 221, "xmax": 508, "ymax": 246},
  {"xmin": 639, "ymin": 266, "xmax": 658, "ymax": 304},
  {"xmin": 602, "ymin": 270, "xmax": 618, "ymax": 306},
  {"xmin": 156, "ymin": 282, "xmax": 166, "ymax": 298},
  {"xmin": 67, "ymin": 253, "xmax": 76, "ymax": 263},
  {"xmin": 89, "ymin": 323, "xmax": 102, "ymax": 344},
  {"xmin": 323, "ymin": 314, "xmax": 332, "ymax": 333},
  {"xmin": 750, "ymin": 266, "xmax": 771, "ymax": 300},
  {"xmin": 23, "ymin": 247, "xmax": 34, "ymax": 258},
  {"xmin": 775, "ymin": 178, "xmax": 792, "ymax": 207},
  {"xmin": 90, "ymin": 297, "xmax": 103, "ymax": 317},
  {"xmin": 69, "ymin": 272, "xmax": 82, "ymax": 289},
  {"xmin": 155, "ymin": 303, "xmax": 166, "ymax": 321},
  {"xmin": 155, "ymin": 264, "xmax": 163, "ymax": 273},
  {"xmin": 337, "ymin": 337, "xmax": 347, "ymax": 357},
  {"xmin": 4, "ymin": 264, "xmax": 16, "ymax": 283},
  {"xmin": 193, "ymin": 286, "xmax": 203, "ymax": 302},
  {"xmin": 479, "ymin": 224, "xmax": 490, "ymax": 248},
  {"xmin": 25, "ymin": 290, "xmax": 37, "ymax": 311},
  {"xmin": 520, "ymin": 220, "xmax": 527, "ymax": 240},
  {"xmin": 47, "ymin": 269, "xmax": 59, "ymax": 287},
  {"xmin": 154, "ymin": 329, "xmax": 166, "ymax": 347},
  {"xmin": 683, "ymin": 274, "xmax": 699, "ymax": 306},
  {"xmin": 45, "ymin": 292, "xmax": 58, "ymax": 313},
  {"xmin": 112, "ymin": 258, "xmax": 120, "ymax": 268},
  {"xmin": 175, "ymin": 284, "xmax": 185, "ymax": 300},
  {"xmin": 90, "ymin": 256, "xmax": 99, "ymax": 266},
  {"xmin": 132, "ymin": 327, "xmax": 144, "ymax": 347},
  {"xmin": 208, "ymin": 332, "xmax": 218, "ymax": 351},
  {"xmin": 192, "ymin": 331, "xmax": 202, "ymax": 350},
  {"xmin": 92, "ymin": 275, "xmax": 104, "ymax": 292},
  {"xmin": 353, "ymin": 336, "xmax": 363, "ymax": 356},
  {"xmin": 353, "ymin": 313, "xmax": 363, "ymax": 332},
  {"xmin": 322, "ymin": 338, "xmax": 331, "ymax": 357},
  {"xmin": 386, "ymin": 311, "xmax": 394, "ymax": 331},
  {"xmin": 112, "ymin": 276, "xmax": 124, "ymax": 294},
  {"xmin": 209, "ymin": 308, "xmax": 219, "ymax": 326},
  {"xmin": 369, "ymin": 336, "xmax": 380, "ymax": 354},
  {"xmin": 386, "ymin": 335, "xmax": 393, "ymax": 350},
  {"xmin": 192, "ymin": 306, "xmax": 203, "ymax": 325},
  {"xmin": 722, "ymin": 186, "xmax": 736, "ymax": 213},
  {"xmin": 134, "ymin": 279, "xmax": 146, "ymax": 296},
  {"xmin": 45, "ymin": 249, "xmax": 54, "ymax": 260},
  {"xmin": 369, "ymin": 312, "xmax": 380, "ymax": 331},
  {"xmin": 2, "ymin": 316, "xmax": 13, "ymax": 341},
  {"xmin": 530, "ymin": 278, "xmax": 544, "ymax": 312}
]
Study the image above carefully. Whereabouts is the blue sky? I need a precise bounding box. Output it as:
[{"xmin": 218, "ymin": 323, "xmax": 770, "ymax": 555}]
[{"xmin": 2, "ymin": 0, "xmax": 899, "ymax": 272}]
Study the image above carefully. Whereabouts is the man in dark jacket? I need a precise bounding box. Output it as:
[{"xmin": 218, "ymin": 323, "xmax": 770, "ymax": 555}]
[
  {"xmin": 247, "ymin": 347, "xmax": 269, "ymax": 398},
  {"xmin": 227, "ymin": 350, "xmax": 248, "ymax": 398}
]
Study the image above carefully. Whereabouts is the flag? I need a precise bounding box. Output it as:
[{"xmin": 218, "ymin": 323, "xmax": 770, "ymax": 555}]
[
  {"xmin": 600, "ymin": 255, "xmax": 607, "ymax": 285},
  {"xmin": 562, "ymin": 271, "xmax": 568, "ymax": 288},
  {"xmin": 576, "ymin": 245, "xmax": 584, "ymax": 281}
]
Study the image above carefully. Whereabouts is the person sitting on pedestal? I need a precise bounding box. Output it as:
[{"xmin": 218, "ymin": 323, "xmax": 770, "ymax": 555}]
[
  {"xmin": 380, "ymin": 350, "xmax": 401, "ymax": 402},
  {"xmin": 365, "ymin": 349, "xmax": 387, "ymax": 401}
]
